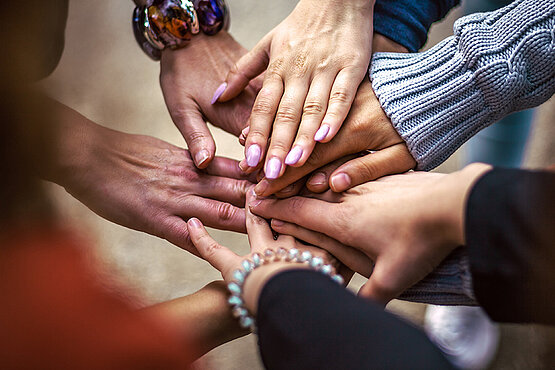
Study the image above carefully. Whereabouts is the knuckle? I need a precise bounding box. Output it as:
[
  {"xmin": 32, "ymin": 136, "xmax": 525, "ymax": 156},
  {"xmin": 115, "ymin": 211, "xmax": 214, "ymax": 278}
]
[
  {"xmin": 252, "ymin": 93, "xmax": 275, "ymax": 116},
  {"xmin": 267, "ymin": 59, "xmax": 284, "ymax": 76},
  {"xmin": 275, "ymin": 105, "xmax": 299, "ymax": 124},
  {"xmin": 329, "ymin": 89, "xmax": 350, "ymax": 105},
  {"xmin": 303, "ymin": 100, "xmax": 325, "ymax": 116},
  {"xmin": 217, "ymin": 202, "xmax": 238, "ymax": 222},
  {"xmin": 186, "ymin": 130, "xmax": 208, "ymax": 146},
  {"xmin": 287, "ymin": 197, "xmax": 306, "ymax": 213},
  {"xmin": 291, "ymin": 53, "xmax": 308, "ymax": 78}
]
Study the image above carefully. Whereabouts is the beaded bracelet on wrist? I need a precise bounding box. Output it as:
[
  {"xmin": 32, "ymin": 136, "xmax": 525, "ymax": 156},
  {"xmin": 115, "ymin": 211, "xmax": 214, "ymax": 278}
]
[{"xmin": 227, "ymin": 247, "xmax": 345, "ymax": 333}]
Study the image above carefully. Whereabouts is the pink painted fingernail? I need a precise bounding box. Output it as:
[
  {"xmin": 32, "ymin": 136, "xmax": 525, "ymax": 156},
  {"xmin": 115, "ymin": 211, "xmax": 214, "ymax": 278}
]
[
  {"xmin": 188, "ymin": 218, "xmax": 202, "ymax": 228},
  {"xmin": 241, "ymin": 126, "xmax": 250, "ymax": 137},
  {"xmin": 211, "ymin": 82, "xmax": 227, "ymax": 104},
  {"xmin": 265, "ymin": 157, "xmax": 282, "ymax": 179},
  {"xmin": 314, "ymin": 124, "xmax": 330, "ymax": 142},
  {"xmin": 330, "ymin": 173, "xmax": 352, "ymax": 192},
  {"xmin": 246, "ymin": 144, "xmax": 261, "ymax": 167},
  {"xmin": 195, "ymin": 149, "xmax": 210, "ymax": 167},
  {"xmin": 284, "ymin": 146, "xmax": 303, "ymax": 166}
]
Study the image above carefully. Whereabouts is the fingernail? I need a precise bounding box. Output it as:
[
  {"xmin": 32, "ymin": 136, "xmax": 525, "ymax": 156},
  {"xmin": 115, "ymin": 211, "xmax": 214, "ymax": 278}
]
[
  {"xmin": 265, "ymin": 157, "xmax": 282, "ymax": 179},
  {"xmin": 241, "ymin": 126, "xmax": 250, "ymax": 137},
  {"xmin": 246, "ymin": 144, "xmax": 261, "ymax": 167},
  {"xmin": 314, "ymin": 124, "xmax": 330, "ymax": 142},
  {"xmin": 211, "ymin": 82, "xmax": 227, "ymax": 104},
  {"xmin": 330, "ymin": 173, "xmax": 351, "ymax": 192},
  {"xmin": 284, "ymin": 146, "xmax": 303, "ymax": 165},
  {"xmin": 188, "ymin": 218, "xmax": 202, "ymax": 228},
  {"xmin": 308, "ymin": 172, "xmax": 327, "ymax": 187},
  {"xmin": 254, "ymin": 179, "xmax": 269, "ymax": 196},
  {"xmin": 250, "ymin": 198, "xmax": 263, "ymax": 208},
  {"xmin": 272, "ymin": 219, "xmax": 285, "ymax": 227},
  {"xmin": 239, "ymin": 159, "xmax": 249, "ymax": 172},
  {"xmin": 280, "ymin": 184, "xmax": 295, "ymax": 194},
  {"xmin": 195, "ymin": 150, "xmax": 210, "ymax": 167}
]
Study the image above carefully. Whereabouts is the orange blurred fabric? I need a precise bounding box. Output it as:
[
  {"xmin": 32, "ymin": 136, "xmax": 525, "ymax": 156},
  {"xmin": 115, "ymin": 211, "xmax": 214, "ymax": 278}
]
[{"xmin": 0, "ymin": 228, "xmax": 191, "ymax": 369}]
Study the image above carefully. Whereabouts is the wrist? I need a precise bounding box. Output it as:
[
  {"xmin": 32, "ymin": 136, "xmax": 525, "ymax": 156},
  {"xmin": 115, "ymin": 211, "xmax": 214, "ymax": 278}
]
[
  {"xmin": 440, "ymin": 163, "xmax": 493, "ymax": 246},
  {"xmin": 372, "ymin": 34, "xmax": 408, "ymax": 53}
]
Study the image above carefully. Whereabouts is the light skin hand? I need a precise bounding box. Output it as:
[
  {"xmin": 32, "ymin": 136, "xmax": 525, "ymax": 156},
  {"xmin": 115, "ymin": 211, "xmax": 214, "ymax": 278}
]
[
  {"xmin": 160, "ymin": 32, "xmax": 261, "ymax": 168},
  {"xmin": 250, "ymin": 164, "xmax": 493, "ymax": 304},
  {"xmin": 186, "ymin": 189, "xmax": 349, "ymax": 313},
  {"xmin": 46, "ymin": 101, "xmax": 254, "ymax": 256},
  {"xmin": 214, "ymin": 0, "xmax": 375, "ymax": 180},
  {"xmin": 252, "ymin": 79, "xmax": 417, "ymax": 197}
]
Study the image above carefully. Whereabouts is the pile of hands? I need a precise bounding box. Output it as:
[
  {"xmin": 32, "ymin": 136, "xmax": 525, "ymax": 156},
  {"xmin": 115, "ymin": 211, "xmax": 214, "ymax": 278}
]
[{"xmin": 54, "ymin": 0, "xmax": 490, "ymax": 306}]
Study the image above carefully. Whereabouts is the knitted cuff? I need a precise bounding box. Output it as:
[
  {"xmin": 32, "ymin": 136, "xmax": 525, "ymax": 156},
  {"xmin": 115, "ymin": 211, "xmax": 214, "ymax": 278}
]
[
  {"xmin": 370, "ymin": 0, "xmax": 555, "ymax": 170},
  {"xmin": 399, "ymin": 247, "xmax": 476, "ymax": 305}
]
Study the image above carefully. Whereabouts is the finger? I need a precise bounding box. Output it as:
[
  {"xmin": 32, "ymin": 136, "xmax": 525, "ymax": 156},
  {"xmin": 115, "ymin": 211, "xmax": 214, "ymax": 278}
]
[
  {"xmin": 205, "ymin": 156, "xmax": 257, "ymax": 182},
  {"xmin": 274, "ymin": 176, "xmax": 306, "ymax": 199},
  {"xmin": 178, "ymin": 197, "xmax": 247, "ymax": 233},
  {"xmin": 245, "ymin": 189, "xmax": 275, "ymax": 251},
  {"xmin": 284, "ymin": 76, "xmax": 333, "ymax": 167},
  {"xmin": 216, "ymin": 36, "xmax": 271, "ymax": 103},
  {"xmin": 244, "ymin": 72, "xmax": 284, "ymax": 169},
  {"xmin": 358, "ymin": 252, "xmax": 423, "ymax": 305},
  {"xmin": 161, "ymin": 216, "xmax": 200, "ymax": 257},
  {"xmin": 238, "ymin": 126, "xmax": 250, "ymax": 146},
  {"xmin": 187, "ymin": 218, "xmax": 240, "ymax": 275},
  {"xmin": 164, "ymin": 99, "xmax": 216, "ymax": 169},
  {"xmin": 249, "ymin": 196, "xmax": 344, "ymax": 239},
  {"xmin": 264, "ymin": 80, "xmax": 309, "ymax": 179},
  {"xmin": 329, "ymin": 144, "xmax": 416, "ymax": 192},
  {"xmin": 318, "ymin": 67, "xmax": 364, "ymax": 143},
  {"xmin": 271, "ymin": 219, "xmax": 373, "ymax": 277},
  {"xmin": 198, "ymin": 176, "xmax": 251, "ymax": 208},
  {"xmin": 306, "ymin": 155, "xmax": 357, "ymax": 193}
]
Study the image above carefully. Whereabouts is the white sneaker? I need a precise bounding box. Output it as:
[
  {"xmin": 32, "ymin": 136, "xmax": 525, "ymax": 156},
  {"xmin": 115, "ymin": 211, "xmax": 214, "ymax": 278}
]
[{"xmin": 424, "ymin": 306, "xmax": 499, "ymax": 369}]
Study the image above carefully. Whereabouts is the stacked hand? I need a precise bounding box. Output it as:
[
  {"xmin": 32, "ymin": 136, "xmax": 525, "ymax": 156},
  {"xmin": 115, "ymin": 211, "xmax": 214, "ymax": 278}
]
[
  {"xmin": 214, "ymin": 0, "xmax": 375, "ymax": 180},
  {"xmin": 249, "ymin": 164, "xmax": 492, "ymax": 304},
  {"xmin": 48, "ymin": 102, "xmax": 255, "ymax": 255}
]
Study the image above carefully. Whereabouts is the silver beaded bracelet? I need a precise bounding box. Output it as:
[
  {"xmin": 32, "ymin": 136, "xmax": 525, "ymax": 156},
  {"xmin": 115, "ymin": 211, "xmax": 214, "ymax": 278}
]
[{"xmin": 227, "ymin": 247, "xmax": 345, "ymax": 333}]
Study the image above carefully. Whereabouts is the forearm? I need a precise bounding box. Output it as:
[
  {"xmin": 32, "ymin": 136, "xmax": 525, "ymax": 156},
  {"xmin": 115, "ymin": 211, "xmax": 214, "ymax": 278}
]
[
  {"xmin": 254, "ymin": 270, "xmax": 454, "ymax": 369},
  {"xmin": 371, "ymin": 0, "xmax": 555, "ymax": 170},
  {"xmin": 144, "ymin": 281, "xmax": 248, "ymax": 360},
  {"xmin": 374, "ymin": 0, "xmax": 460, "ymax": 52}
]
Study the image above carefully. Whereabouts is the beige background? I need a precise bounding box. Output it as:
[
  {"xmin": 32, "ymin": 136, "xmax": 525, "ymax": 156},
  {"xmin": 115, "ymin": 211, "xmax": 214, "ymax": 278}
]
[{"xmin": 43, "ymin": 1, "xmax": 554, "ymax": 369}]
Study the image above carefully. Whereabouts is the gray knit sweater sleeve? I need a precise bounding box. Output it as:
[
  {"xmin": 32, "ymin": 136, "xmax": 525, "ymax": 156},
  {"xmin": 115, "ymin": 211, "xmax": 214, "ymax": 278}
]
[{"xmin": 370, "ymin": 0, "xmax": 555, "ymax": 170}]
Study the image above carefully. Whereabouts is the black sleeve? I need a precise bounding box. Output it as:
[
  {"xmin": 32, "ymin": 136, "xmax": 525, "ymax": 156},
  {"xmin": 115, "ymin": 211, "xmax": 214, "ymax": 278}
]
[
  {"xmin": 374, "ymin": 0, "xmax": 460, "ymax": 52},
  {"xmin": 466, "ymin": 168, "xmax": 555, "ymax": 325},
  {"xmin": 256, "ymin": 270, "xmax": 453, "ymax": 370}
]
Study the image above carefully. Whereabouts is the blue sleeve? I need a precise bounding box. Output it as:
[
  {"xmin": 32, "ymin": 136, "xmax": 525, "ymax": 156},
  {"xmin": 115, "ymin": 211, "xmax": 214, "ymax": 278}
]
[{"xmin": 374, "ymin": 0, "xmax": 460, "ymax": 52}]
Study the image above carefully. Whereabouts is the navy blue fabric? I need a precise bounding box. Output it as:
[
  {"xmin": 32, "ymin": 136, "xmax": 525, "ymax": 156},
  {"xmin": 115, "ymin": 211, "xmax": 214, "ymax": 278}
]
[{"xmin": 374, "ymin": 0, "xmax": 460, "ymax": 52}]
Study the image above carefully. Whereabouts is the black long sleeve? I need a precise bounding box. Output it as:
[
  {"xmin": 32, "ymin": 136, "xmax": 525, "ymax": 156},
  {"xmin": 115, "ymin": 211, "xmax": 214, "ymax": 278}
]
[
  {"xmin": 467, "ymin": 168, "xmax": 555, "ymax": 325},
  {"xmin": 257, "ymin": 270, "xmax": 453, "ymax": 369}
]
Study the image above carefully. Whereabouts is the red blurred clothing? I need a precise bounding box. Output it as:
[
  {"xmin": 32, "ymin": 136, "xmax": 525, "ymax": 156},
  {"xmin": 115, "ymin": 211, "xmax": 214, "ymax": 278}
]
[{"xmin": 0, "ymin": 228, "xmax": 191, "ymax": 369}]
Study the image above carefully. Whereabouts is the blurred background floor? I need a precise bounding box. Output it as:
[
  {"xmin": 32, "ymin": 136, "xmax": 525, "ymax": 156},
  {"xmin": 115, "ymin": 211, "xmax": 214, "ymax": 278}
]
[{"xmin": 43, "ymin": 1, "xmax": 554, "ymax": 369}]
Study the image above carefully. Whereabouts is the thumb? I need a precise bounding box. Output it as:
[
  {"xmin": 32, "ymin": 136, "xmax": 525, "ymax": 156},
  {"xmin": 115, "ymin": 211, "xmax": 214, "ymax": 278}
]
[
  {"xmin": 329, "ymin": 144, "xmax": 416, "ymax": 192},
  {"xmin": 216, "ymin": 36, "xmax": 271, "ymax": 102},
  {"xmin": 187, "ymin": 218, "xmax": 240, "ymax": 278}
]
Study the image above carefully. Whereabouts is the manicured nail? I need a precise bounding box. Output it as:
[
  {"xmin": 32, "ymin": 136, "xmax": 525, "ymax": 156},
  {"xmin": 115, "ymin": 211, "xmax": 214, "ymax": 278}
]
[
  {"xmin": 265, "ymin": 157, "xmax": 282, "ymax": 179},
  {"xmin": 195, "ymin": 149, "xmax": 210, "ymax": 167},
  {"xmin": 246, "ymin": 144, "xmax": 261, "ymax": 167},
  {"xmin": 254, "ymin": 179, "xmax": 269, "ymax": 196},
  {"xmin": 330, "ymin": 173, "xmax": 351, "ymax": 192},
  {"xmin": 314, "ymin": 124, "xmax": 330, "ymax": 141},
  {"xmin": 241, "ymin": 126, "xmax": 250, "ymax": 137},
  {"xmin": 272, "ymin": 219, "xmax": 285, "ymax": 227},
  {"xmin": 284, "ymin": 146, "xmax": 303, "ymax": 166},
  {"xmin": 188, "ymin": 218, "xmax": 202, "ymax": 228},
  {"xmin": 307, "ymin": 172, "xmax": 327, "ymax": 187},
  {"xmin": 211, "ymin": 82, "xmax": 227, "ymax": 104}
]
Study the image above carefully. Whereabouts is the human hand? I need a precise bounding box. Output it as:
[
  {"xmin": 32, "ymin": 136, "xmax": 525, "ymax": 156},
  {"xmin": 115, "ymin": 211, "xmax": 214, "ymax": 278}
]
[
  {"xmin": 214, "ymin": 0, "xmax": 375, "ymax": 179},
  {"xmin": 49, "ymin": 104, "xmax": 254, "ymax": 255},
  {"xmin": 250, "ymin": 164, "xmax": 492, "ymax": 303},
  {"xmin": 159, "ymin": 31, "xmax": 261, "ymax": 168},
  {"xmin": 186, "ymin": 189, "xmax": 348, "ymax": 313},
  {"xmin": 252, "ymin": 79, "xmax": 416, "ymax": 197}
]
